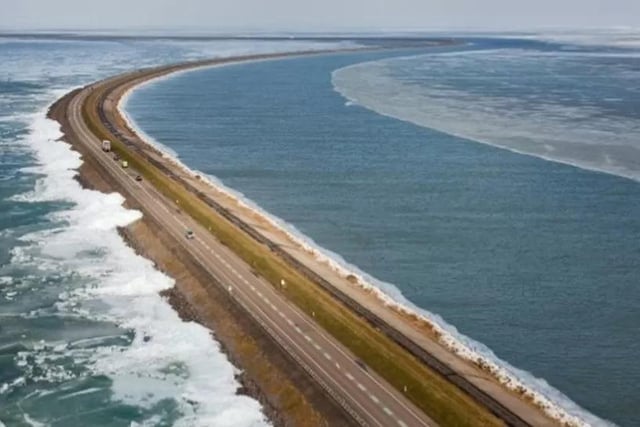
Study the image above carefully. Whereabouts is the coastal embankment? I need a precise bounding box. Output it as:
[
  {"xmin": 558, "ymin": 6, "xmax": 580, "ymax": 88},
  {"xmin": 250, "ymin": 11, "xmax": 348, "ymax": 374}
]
[
  {"xmin": 49, "ymin": 81, "xmax": 351, "ymax": 427},
  {"xmin": 50, "ymin": 46, "xmax": 563, "ymax": 427}
]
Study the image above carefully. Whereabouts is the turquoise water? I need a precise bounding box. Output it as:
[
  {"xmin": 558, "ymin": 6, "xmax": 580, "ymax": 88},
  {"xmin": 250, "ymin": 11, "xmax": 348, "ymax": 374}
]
[{"xmin": 126, "ymin": 39, "xmax": 640, "ymax": 426}]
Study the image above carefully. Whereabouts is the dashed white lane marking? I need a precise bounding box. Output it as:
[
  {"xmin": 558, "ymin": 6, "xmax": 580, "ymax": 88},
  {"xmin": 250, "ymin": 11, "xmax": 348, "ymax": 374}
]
[
  {"xmin": 82, "ymin": 126, "xmax": 420, "ymax": 427},
  {"xmin": 73, "ymin": 103, "xmax": 428, "ymax": 427}
]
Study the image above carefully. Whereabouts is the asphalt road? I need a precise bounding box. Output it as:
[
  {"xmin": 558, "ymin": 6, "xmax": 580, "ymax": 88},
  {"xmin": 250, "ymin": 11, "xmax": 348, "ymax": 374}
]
[{"xmin": 67, "ymin": 79, "xmax": 437, "ymax": 427}]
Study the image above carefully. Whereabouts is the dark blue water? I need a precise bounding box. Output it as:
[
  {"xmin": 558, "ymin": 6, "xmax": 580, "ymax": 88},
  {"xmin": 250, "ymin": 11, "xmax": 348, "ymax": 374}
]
[{"xmin": 127, "ymin": 40, "xmax": 640, "ymax": 426}]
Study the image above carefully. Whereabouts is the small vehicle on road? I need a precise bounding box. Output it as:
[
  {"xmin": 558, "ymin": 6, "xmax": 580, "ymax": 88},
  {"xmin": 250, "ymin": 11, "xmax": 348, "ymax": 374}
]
[
  {"xmin": 354, "ymin": 359, "xmax": 368, "ymax": 371},
  {"xmin": 185, "ymin": 230, "xmax": 194, "ymax": 240},
  {"xmin": 135, "ymin": 175, "xmax": 142, "ymax": 182},
  {"xmin": 113, "ymin": 153, "xmax": 119, "ymax": 161},
  {"xmin": 121, "ymin": 160, "xmax": 128, "ymax": 168}
]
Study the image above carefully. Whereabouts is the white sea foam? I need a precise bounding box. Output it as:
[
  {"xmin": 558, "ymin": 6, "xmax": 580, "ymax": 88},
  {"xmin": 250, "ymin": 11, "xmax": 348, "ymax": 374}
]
[
  {"xmin": 0, "ymin": 113, "xmax": 36, "ymax": 124},
  {"xmin": 4, "ymin": 38, "xmax": 363, "ymax": 426},
  {"xmin": 22, "ymin": 414, "xmax": 45, "ymax": 427},
  {"xmin": 14, "ymin": 104, "xmax": 269, "ymax": 426},
  {"xmin": 118, "ymin": 53, "xmax": 615, "ymax": 426}
]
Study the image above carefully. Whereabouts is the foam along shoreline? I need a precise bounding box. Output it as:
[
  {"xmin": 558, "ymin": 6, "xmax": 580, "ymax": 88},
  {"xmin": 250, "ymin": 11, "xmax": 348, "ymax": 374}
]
[
  {"xmin": 24, "ymin": 107, "xmax": 269, "ymax": 426},
  {"xmin": 115, "ymin": 53, "xmax": 601, "ymax": 426}
]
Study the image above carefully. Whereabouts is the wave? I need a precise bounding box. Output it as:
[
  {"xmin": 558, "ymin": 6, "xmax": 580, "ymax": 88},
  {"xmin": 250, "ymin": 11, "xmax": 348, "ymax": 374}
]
[
  {"xmin": 119, "ymin": 60, "xmax": 612, "ymax": 426},
  {"xmin": 12, "ymin": 103, "xmax": 269, "ymax": 426}
]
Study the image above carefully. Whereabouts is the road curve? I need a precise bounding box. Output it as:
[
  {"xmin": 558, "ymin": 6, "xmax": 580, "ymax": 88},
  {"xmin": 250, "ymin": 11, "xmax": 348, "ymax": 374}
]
[{"xmin": 65, "ymin": 59, "xmax": 437, "ymax": 427}]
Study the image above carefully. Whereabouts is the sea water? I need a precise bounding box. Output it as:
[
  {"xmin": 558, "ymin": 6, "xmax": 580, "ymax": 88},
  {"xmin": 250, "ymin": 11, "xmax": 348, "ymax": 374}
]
[
  {"xmin": 125, "ymin": 34, "xmax": 640, "ymax": 426},
  {"xmin": 0, "ymin": 34, "xmax": 354, "ymax": 426}
]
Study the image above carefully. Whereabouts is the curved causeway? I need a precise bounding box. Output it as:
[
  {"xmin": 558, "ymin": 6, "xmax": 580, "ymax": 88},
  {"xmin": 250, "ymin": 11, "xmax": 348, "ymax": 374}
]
[{"xmin": 50, "ymin": 48, "xmax": 558, "ymax": 427}]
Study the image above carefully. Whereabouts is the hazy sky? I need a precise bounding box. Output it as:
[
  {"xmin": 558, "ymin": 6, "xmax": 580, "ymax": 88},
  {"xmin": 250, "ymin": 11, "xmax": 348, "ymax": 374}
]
[{"xmin": 1, "ymin": 0, "xmax": 638, "ymax": 31}]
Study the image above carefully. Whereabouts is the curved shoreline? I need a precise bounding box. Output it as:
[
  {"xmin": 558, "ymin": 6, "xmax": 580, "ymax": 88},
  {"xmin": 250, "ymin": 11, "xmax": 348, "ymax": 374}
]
[
  {"xmin": 119, "ymin": 76, "xmax": 588, "ymax": 426},
  {"xmin": 113, "ymin": 51, "xmax": 560, "ymax": 425},
  {"xmin": 61, "ymin": 45, "xmax": 581, "ymax": 426},
  {"xmin": 332, "ymin": 54, "xmax": 640, "ymax": 184},
  {"xmin": 119, "ymin": 54, "xmax": 601, "ymax": 427}
]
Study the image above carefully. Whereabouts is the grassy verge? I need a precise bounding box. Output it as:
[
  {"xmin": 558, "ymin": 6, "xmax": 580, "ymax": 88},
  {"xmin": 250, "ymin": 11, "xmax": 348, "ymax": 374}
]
[{"xmin": 82, "ymin": 79, "xmax": 504, "ymax": 427}]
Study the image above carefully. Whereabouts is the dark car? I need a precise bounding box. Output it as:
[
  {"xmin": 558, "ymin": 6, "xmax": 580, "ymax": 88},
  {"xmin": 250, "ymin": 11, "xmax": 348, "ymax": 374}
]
[
  {"xmin": 135, "ymin": 175, "xmax": 142, "ymax": 182},
  {"xmin": 354, "ymin": 359, "xmax": 368, "ymax": 371}
]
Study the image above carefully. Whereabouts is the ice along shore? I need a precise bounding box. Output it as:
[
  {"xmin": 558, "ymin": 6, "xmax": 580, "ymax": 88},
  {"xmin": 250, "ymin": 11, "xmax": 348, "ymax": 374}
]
[{"xmin": 50, "ymin": 44, "xmax": 566, "ymax": 427}]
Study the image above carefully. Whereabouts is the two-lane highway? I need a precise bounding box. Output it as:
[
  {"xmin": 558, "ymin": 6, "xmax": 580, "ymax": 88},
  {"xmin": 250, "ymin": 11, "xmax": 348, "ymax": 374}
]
[{"xmin": 67, "ymin": 78, "xmax": 437, "ymax": 426}]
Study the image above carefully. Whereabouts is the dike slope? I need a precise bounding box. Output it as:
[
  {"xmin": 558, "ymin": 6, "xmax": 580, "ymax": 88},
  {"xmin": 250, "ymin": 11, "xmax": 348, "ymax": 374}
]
[{"xmin": 55, "ymin": 46, "xmax": 561, "ymax": 427}]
